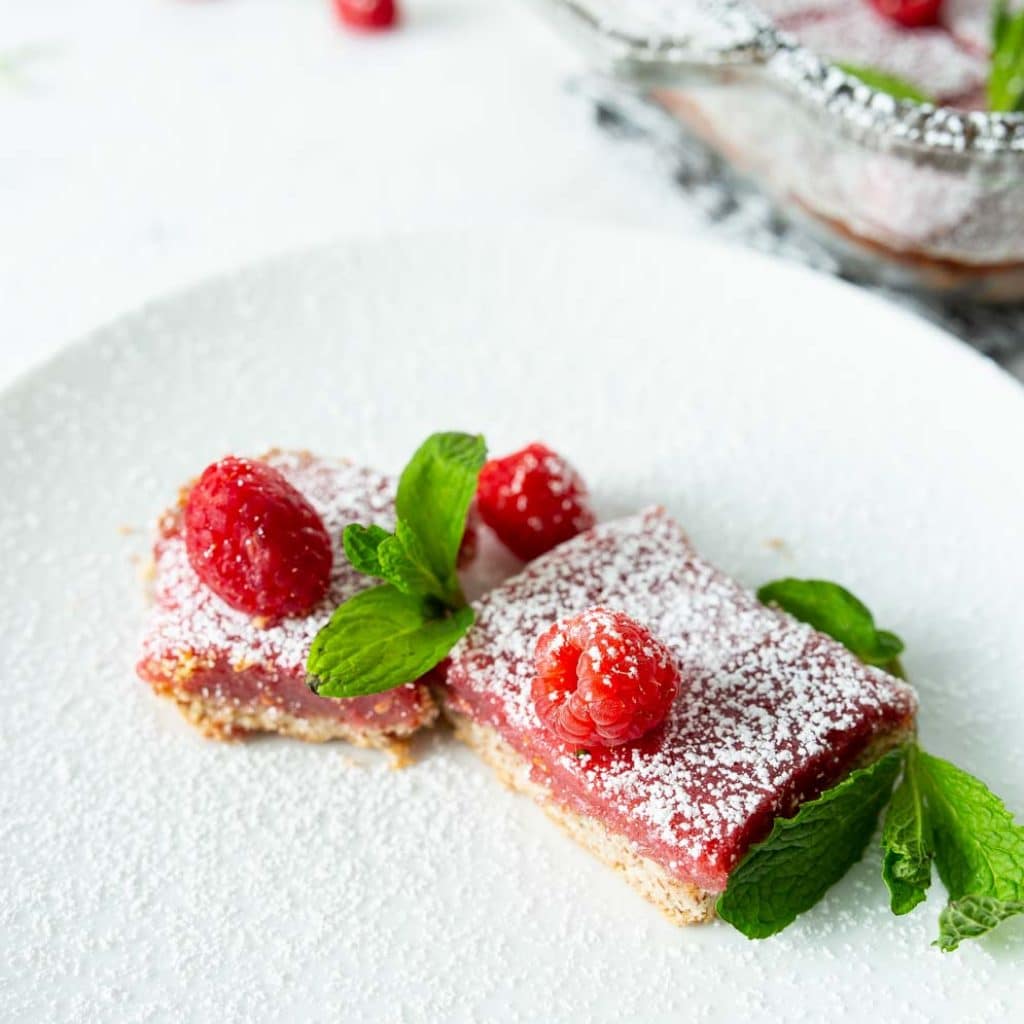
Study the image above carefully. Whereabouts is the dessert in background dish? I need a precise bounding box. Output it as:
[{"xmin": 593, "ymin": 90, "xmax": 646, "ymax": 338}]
[
  {"xmin": 756, "ymin": 0, "xmax": 990, "ymax": 107},
  {"xmin": 538, "ymin": 0, "xmax": 1024, "ymax": 300}
]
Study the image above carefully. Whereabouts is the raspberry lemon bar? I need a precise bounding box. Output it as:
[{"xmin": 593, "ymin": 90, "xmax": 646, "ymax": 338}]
[
  {"xmin": 138, "ymin": 451, "xmax": 437, "ymax": 746},
  {"xmin": 442, "ymin": 508, "xmax": 917, "ymax": 923}
]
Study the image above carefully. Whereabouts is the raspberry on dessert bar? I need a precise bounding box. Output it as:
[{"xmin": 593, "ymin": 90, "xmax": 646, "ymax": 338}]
[
  {"xmin": 185, "ymin": 456, "xmax": 333, "ymax": 620},
  {"xmin": 476, "ymin": 443, "xmax": 596, "ymax": 561},
  {"xmin": 138, "ymin": 451, "xmax": 436, "ymax": 747},
  {"xmin": 441, "ymin": 508, "xmax": 917, "ymax": 924},
  {"xmin": 532, "ymin": 607, "xmax": 680, "ymax": 748}
]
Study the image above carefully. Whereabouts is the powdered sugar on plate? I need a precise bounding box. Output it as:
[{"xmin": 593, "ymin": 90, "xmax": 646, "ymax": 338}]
[{"xmin": 2, "ymin": 230, "xmax": 1022, "ymax": 1022}]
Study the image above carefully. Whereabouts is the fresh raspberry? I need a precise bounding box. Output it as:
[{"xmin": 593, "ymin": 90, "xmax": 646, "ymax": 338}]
[
  {"xmin": 476, "ymin": 443, "xmax": 596, "ymax": 561},
  {"xmin": 531, "ymin": 607, "xmax": 680, "ymax": 748},
  {"xmin": 867, "ymin": 0, "xmax": 941, "ymax": 28},
  {"xmin": 184, "ymin": 457, "xmax": 333, "ymax": 619},
  {"xmin": 333, "ymin": 0, "xmax": 399, "ymax": 31}
]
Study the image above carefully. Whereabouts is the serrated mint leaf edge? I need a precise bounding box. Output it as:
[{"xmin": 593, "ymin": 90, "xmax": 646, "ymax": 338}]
[
  {"xmin": 717, "ymin": 749, "xmax": 904, "ymax": 939},
  {"xmin": 881, "ymin": 744, "xmax": 933, "ymax": 916},
  {"xmin": 936, "ymin": 895, "xmax": 1024, "ymax": 951},
  {"xmin": 914, "ymin": 750, "xmax": 1024, "ymax": 949},
  {"xmin": 343, "ymin": 523, "xmax": 392, "ymax": 578},
  {"xmin": 377, "ymin": 525, "xmax": 450, "ymax": 601},
  {"xmin": 343, "ymin": 523, "xmax": 450, "ymax": 601},
  {"xmin": 918, "ymin": 751, "xmax": 1024, "ymax": 904}
]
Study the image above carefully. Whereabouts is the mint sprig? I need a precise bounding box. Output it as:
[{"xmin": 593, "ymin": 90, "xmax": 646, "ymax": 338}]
[
  {"xmin": 309, "ymin": 586, "xmax": 473, "ymax": 698},
  {"xmin": 757, "ymin": 578, "xmax": 905, "ymax": 677},
  {"xmin": 342, "ymin": 523, "xmax": 390, "ymax": 578},
  {"xmin": 917, "ymin": 750, "xmax": 1024, "ymax": 950},
  {"xmin": 721, "ymin": 740, "xmax": 1024, "ymax": 949},
  {"xmin": 881, "ymin": 743, "xmax": 933, "ymax": 916},
  {"xmin": 990, "ymin": 0, "xmax": 1024, "ymax": 112},
  {"xmin": 837, "ymin": 63, "xmax": 933, "ymax": 104},
  {"xmin": 722, "ymin": 581, "xmax": 1024, "ymax": 948},
  {"xmin": 394, "ymin": 432, "xmax": 485, "ymax": 602},
  {"xmin": 308, "ymin": 432, "xmax": 486, "ymax": 699},
  {"xmin": 881, "ymin": 745, "xmax": 1024, "ymax": 949},
  {"xmin": 343, "ymin": 433, "xmax": 485, "ymax": 606},
  {"xmin": 717, "ymin": 750, "xmax": 903, "ymax": 938}
]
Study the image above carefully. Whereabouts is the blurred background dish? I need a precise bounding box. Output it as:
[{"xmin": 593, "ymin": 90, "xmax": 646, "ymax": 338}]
[
  {"xmin": 4, "ymin": 0, "xmax": 1024, "ymax": 383},
  {"xmin": 537, "ymin": 0, "xmax": 1024, "ymax": 302}
]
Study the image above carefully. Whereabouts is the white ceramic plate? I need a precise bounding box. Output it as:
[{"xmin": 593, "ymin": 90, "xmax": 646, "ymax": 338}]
[{"xmin": 2, "ymin": 228, "xmax": 1022, "ymax": 1023}]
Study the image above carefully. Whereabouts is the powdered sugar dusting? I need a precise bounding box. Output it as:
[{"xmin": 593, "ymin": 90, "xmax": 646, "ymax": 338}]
[
  {"xmin": 447, "ymin": 508, "xmax": 916, "ymax": 890},
  {"xmin": 140, "ymin": 451, "xmax": 395, "ymax": 677},
  {"xmin": 3, "ymin": 232, "xmax": 1022, "ymax": 1021}
]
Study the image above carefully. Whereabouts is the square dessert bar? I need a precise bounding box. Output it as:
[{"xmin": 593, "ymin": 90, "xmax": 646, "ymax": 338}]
[
  {"xmin": 442, "ymin": 508, "xmax": 917, "ymax": 923},
  {"xmin": 137, "ymin": 451, "xmax": 437, "ymax": 748}
]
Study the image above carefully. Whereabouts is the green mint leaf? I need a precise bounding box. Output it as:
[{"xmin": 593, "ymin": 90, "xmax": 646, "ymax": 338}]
[
  {"xmin": 717, "ymin": 749, "xmax": 903, "ymax": 938},
  {"xmin": 395, "ymin": 432, "xmax": 485, "ymax": 604},
  {"xmin": 313, "ymin": 432, "xmax": 486, "ymax": 699},
  {"xmin": 989, "ymin": 0, "xmax": 1024, "ymax": 112},
  {"xmin": 344, "ymin": 523, "xmax": 451, "ymax": 601},
  {"xmin": 377, "ymin": 521, "xmax": 449, "ymax": 600},
  {"xmin": 343, "ymin": 523, "xmax": 392, "ymax": 578},
  {"xmin": 837, "ymin": 63, "xmax": 933, "ymax": 104},
  {"xmin": 994, "ymin": 0, "xmax": 1011, "ymax": 46},
  {"xmin": 937, "ymin": 895, "xmax": 1024, "ymax": 952},
  {"xmin": 881, "ymin": 744, "xmax": 934, "ymax": 915},
  {"xmin": 307, "ymin": 584, "xmax": 474, "ymax": 698},
  {"xmin": 916, "ymin": 750, "xmax": 1024, "ymax": 948},
  {"xmin": 757, "ymin": 578, "xmax": 905, "ymax": 675},
  {"xmin": 920, "ymin": 751, "xmax": 1024, "ymax": 900}
]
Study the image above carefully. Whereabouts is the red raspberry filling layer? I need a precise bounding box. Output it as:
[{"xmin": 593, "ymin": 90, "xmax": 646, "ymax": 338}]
[{"xmin": 444, "ymin": 508, "xmax": 916, "ymax": 893}]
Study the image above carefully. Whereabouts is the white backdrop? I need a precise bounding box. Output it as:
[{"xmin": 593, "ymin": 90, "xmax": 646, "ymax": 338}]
[{"xmin": 2, "ymin": 0, "xmax": 713, "ymax": 386}]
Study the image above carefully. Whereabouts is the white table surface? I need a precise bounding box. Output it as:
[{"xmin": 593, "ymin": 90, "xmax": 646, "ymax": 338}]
[
  {"xmin": 1, "ymin": 0, "xmax": 714, "ymax": 389},
  {"xmin": 4, "ymin": 0, "xmax": 1024, "ymax": 389}
]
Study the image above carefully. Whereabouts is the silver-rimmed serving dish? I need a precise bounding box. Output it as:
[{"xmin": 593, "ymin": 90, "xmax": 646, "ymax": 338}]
[{"xmin": 537, "ymin": 0, "xmax": 1024, "ymax": 302}]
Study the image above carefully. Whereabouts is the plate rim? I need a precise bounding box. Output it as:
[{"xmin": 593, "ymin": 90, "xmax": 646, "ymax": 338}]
[{"xmin": 4, "ymin": 224, "xmax": 1023, "ymax": 418}]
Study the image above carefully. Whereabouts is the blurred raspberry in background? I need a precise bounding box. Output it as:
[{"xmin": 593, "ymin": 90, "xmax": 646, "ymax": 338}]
[{"xmin": 333, "ymin": 0, "xmax": 399, "ymax": 31}]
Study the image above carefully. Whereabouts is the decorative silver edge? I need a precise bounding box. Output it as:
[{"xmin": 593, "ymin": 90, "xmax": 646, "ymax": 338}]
[{"xmin": 544, "ymin": 0, "xmax": 1024, "ymax": 158}]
